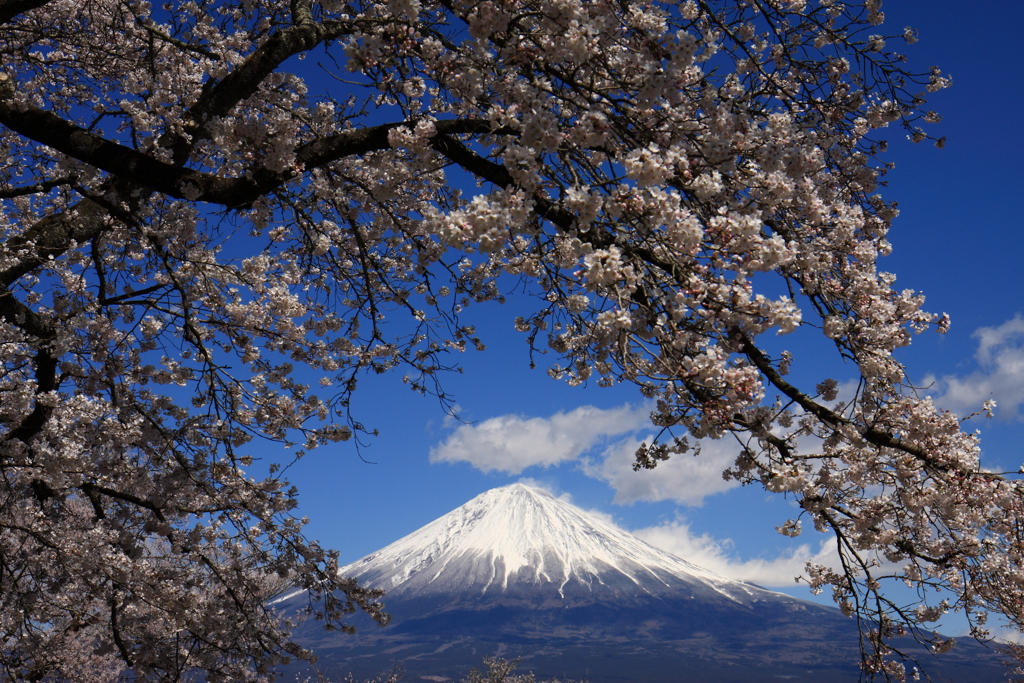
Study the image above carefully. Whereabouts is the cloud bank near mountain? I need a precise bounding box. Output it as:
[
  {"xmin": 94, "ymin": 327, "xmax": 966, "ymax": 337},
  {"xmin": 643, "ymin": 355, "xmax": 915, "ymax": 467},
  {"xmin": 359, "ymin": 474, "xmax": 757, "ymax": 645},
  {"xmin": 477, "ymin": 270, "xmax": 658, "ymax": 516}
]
[
  {"xmin": 429, "ymin": 404, "xmax": 650, "ymax": 474},
  {"xmin": 631, "ymin": 519, "xmax": 838, "ymax": 588},
  {"xmin": 431, "ymin": 403, "xmax": 743, "ymax": 505}
]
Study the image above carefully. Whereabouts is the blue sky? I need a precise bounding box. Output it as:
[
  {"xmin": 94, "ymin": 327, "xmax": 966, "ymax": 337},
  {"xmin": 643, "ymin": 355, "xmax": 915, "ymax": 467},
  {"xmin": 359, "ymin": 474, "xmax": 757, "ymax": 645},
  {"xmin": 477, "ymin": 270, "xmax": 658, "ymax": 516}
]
[{"xmin": 273, "ymin": 0, "xmax": 1024, "ymax": 638}]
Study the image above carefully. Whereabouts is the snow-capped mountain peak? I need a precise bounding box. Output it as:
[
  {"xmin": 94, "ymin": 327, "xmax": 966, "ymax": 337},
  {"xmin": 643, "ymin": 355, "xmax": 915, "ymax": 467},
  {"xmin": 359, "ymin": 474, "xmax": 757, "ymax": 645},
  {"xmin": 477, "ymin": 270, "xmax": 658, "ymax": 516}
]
[
  {"xmin": 338, "ymin": 483, "xmax": 769, "ymax": 604},
  {"xmin": 273, "ymin": 485, "xmax": 1004, "ymax": 683}
]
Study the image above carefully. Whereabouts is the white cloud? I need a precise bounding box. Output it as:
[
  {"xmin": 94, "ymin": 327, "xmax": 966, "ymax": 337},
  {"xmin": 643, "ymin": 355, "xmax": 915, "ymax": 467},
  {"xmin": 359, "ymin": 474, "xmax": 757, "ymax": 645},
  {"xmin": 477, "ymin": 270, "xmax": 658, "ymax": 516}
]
[
  {"xmin": 987, "ymin": 627, "xmax": 1024, "ymax": 644},
  {"xmin": 513, "ymin": 476, "xmax": 559, "ymax": 493},
  {"xmin": 429, "ymin": 404, "xmax": 650, "ymax": 474},
  {"xmin": 581, "ymin": 435, "xmax": 741, "ymax": 506},
  {"xmin": 432, "ymin": 403, "xmax": 802, "ymax": 508},
  {"xmin": 632, "ymin": 519, "xmax": 838, "ymax": 587},
  {"xmin": 925, "ymin": 315, "xmax": 1024, "ymax": 419}
]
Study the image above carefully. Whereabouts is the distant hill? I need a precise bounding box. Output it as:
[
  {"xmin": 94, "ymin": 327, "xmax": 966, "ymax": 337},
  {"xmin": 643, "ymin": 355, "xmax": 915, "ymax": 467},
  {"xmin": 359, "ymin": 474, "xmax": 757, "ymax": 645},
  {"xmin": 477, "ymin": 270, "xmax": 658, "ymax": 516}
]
[{"xmin": 273, "ymin": 484, "xmax": 1007, "ymax": 682}]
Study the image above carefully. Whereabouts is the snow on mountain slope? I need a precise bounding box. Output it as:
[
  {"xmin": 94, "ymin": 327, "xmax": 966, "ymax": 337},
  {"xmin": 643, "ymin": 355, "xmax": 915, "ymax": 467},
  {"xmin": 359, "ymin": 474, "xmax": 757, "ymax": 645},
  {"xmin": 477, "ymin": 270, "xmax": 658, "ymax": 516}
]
[
  {"xmin": 336, "ymin": 483, "xmax": 779, "ymax": 605},
  {"xmin": 272, "ymin": 485, "xmax": 1009, "ymax": 683}
]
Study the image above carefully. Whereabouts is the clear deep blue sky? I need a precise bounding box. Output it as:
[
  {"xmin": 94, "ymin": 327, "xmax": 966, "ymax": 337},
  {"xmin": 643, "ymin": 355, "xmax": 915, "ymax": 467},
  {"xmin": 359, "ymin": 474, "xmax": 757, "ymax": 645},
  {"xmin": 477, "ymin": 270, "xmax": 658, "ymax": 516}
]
[{"xmin": 273, "ymin": 0, "xmax": 1024, "ymax": 637}]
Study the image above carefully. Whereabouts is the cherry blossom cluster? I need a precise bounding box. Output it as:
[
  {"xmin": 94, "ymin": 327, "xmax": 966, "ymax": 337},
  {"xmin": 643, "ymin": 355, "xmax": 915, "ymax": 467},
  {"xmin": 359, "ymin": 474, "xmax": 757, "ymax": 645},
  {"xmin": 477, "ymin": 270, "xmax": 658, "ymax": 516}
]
[{"xmin": 0, "ymin": 0, "xmax": 999, "ymax": 680}]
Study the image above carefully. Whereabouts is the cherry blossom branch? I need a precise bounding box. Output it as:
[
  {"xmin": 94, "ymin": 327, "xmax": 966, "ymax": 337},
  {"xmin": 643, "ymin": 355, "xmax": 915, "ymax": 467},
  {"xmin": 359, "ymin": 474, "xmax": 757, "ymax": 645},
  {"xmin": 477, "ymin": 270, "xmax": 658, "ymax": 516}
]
[
  {"xmin": 135, "ymin": 19, "xmax": 221, "ymax": 61},
  {"xmin": 740, "ymin": 337, "xmax": 981, "ymax": 477},
  {"xmin": 0, "ymin": 91, "xmax": 518, "ymax": 208},
  {"xmin": 0, "ymin": 0, "xmax": 983, "ymax": 679},
  {"xmin": 164, "ymin": 16, "xmax": 362, "ymax": 162},
  {"xmin": 0, "ymin": 287, "xmax": 56, "ymax": 448},
  {"xmin": 430, "ymin": 134, "xmax": 577, "ymax": 229},
  {"xmin": 0, "ymin": 175, "xmax": 78, "ymax": 199},
  {"xmin": 0, "ymin": 199, "xmax": 110, "ymax": 287}
]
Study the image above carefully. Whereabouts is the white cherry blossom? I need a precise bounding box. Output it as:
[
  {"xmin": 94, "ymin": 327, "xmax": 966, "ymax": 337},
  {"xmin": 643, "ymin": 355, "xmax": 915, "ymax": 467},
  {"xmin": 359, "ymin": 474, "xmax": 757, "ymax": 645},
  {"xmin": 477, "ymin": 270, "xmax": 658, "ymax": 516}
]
[{"xmin": 0, "ymin": 0, "xmax": 992, "ymax": 681}]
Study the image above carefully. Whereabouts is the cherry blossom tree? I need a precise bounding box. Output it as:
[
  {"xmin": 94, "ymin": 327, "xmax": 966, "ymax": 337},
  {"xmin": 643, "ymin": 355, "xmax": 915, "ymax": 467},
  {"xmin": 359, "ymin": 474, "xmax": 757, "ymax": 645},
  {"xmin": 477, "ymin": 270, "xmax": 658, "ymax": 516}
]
[
  {"xmin": 462, "ymin": 656, "xmax": 584, "ymax": 683},
  {"xmin": 0, "ymin": 0, "xmax": 1005, "ymax": 679}
]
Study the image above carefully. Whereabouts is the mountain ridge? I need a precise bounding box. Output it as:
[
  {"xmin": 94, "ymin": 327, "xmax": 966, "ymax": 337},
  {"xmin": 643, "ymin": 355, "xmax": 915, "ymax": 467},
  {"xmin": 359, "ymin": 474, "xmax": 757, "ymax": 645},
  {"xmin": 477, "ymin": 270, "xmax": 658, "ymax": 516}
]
[
  {"xmin": 336, "ymin": 483, "xmax": 778, "ymax": 606},
  {"xmin": 275, "ymin": 483, "xmax": 1006, "ymax": 683}
]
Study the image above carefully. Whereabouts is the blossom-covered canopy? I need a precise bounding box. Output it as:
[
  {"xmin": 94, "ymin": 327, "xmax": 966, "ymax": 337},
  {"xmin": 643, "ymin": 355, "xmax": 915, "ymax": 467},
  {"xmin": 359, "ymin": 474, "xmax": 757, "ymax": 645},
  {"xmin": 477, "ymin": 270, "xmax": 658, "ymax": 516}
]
[{"xmin": 0, "ymin": 0, "xmax": 1007, "ymax": 680}]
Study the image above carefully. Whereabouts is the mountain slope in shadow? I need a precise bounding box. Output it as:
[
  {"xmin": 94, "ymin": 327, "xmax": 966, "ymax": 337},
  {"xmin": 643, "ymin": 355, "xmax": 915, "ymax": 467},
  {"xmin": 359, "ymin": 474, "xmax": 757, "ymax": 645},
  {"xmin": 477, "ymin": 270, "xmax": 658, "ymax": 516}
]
[{"xmin": 275, "ymin": 484, "xmax": 1007, "ymax": 682}]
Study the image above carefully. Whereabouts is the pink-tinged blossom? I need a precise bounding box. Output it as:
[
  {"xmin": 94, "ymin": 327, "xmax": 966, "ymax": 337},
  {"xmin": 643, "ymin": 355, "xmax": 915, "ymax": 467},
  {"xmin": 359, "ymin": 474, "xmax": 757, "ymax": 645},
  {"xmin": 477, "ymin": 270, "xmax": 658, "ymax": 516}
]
[{"xmin": 0, "ymin": 0, "xmax": 986, "ymax": 680}]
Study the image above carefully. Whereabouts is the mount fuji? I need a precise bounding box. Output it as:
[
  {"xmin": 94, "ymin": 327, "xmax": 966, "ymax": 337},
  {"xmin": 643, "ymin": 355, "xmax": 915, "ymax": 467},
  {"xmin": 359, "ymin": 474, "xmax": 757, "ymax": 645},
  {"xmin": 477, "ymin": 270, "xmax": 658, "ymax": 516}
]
[{"xmin": 275, "ymin": 484, "xmax": 1004, "ymax": 682}]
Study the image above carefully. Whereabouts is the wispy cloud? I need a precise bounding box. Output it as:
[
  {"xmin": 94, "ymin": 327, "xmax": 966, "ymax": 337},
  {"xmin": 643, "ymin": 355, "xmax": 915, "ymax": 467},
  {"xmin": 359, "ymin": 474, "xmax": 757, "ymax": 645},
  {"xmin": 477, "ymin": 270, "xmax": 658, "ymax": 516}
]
[
  {"xmin": 985, "ymin": 627, "xmax": 1024, "ymax": 644},
  {"xmin": 429, "ymin": 404, "xmax": 650, "ymax": 474},
  {"xmin": 632, "ymin": 519, "xmax": 838, "ymax": 587},
  {"xmin": 431, "ymin": 403, "xmax": 748, "ymax": 505},
  {"xmin": 581, "ymin": 435, "xmax": 742, "ymax": 506},
  {"xmin": 925, "ymin": 315, "xmax": 1024, "ymax": 419}
]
